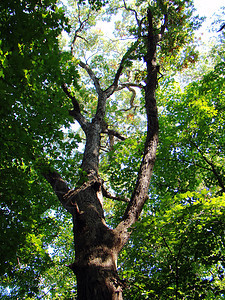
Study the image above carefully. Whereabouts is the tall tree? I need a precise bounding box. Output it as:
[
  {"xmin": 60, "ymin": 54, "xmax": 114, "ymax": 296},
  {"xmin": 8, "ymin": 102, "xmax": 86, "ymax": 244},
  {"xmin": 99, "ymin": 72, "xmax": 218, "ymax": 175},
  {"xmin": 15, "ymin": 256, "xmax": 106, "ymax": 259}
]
[
  {"xmin": 0, "ymin": 0, "xmax": 201, "ymax": 298},
  {"xmin": 43, "ymin": 1, "xmax": 200, "ymax": 298}
]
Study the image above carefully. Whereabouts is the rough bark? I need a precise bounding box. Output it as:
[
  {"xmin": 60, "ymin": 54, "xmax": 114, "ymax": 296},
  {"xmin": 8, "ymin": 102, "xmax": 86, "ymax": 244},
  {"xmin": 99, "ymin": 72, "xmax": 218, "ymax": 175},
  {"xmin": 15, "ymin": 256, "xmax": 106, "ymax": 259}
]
[{"xmin": 67, "ymin": 181, "xmax": 125, "ymax": 300}]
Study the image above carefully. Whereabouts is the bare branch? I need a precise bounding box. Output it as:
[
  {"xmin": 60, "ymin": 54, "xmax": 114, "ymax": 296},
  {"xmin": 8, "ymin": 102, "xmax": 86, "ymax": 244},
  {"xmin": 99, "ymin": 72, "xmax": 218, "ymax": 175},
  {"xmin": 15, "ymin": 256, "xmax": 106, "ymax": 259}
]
[
  {"xmin": 100, "ymin": 120, "xmax": 126, "ymax": 141},
  {"xmin": 61, "ymin": 83, "xmax": 88, "ymax": 131},
  {"xmin": 101, "ymin": 127, "xmax": 126, "ymax": 151},
  {"xmin": 104, "ymin": 40, "xmax": 140, "ymax": 98},
  {"xmin": 116, "ymin": 84, "xmax": 138, "ymax": 112},
  {"xmin": 78, "ymin": 61, "xmax": 109, "ymax": 126},
  {"xmin": 123, "ymin": 0, "xmax": 140, "ymax": 28},
  {"xmin": 74, "ymin": 34, "xmax": 89, "ymax": 44},
  {"xmin": 123, "ymin": 0, "xmax": 145, "ymax": 38},
  {"xmin": 118, "ymin": 82, "xmax": 145, "ymax": 90},
  {"xmin": 102, "ymin": 186, "xmax": 129, "ymax": 203},
  {"xmin": 157, "ymin": 13, "xmax": 168, "ymax": 42},
  {"xmin": 71, "ymin": 5, "xmax": 91, "ymax": 55},
  {"xmin": 107, "ymin": 129, "xmax": 126, "ymax": 141},
  {"xmin": 217, "ymin": 23, "xmax": 225, "ymax": 32},
  {"xmin": 79, "ymin": 61, "xmax": 102, "ymax": 94},
  {"xmin": 161, "ymin": 13, "xmax": 168, "ymax": 35},
  {"xmin": 62, "ymin": 83, "xmax": 80, "ymax": 113}
]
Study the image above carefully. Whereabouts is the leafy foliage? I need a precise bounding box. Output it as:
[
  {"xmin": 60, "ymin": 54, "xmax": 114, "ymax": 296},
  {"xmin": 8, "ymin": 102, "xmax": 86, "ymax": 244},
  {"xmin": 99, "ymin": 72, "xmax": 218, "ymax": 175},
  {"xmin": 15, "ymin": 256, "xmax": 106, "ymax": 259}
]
[
  {"xmin": 121, "ymin": 191, "xmax": 225, "ymax": 299},
  {"xmin": 118, "ymin": 48, "xmax": 225, "ymax": 299},
  {"xmin": 0, "ymin": 0, "xmax": 80, "ymax": 297}
]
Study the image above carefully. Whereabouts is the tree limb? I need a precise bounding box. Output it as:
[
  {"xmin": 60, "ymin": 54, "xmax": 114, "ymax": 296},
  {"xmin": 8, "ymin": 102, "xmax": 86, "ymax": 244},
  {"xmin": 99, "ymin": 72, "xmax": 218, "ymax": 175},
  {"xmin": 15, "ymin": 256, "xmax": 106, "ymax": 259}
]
[
  {"xmin": 102, "ymin": 186, "xmax": 129, "ymax": 203},
  {"xmin": 104, "ymin": 40, "xmax": 140, "ymax": 98},
  {"xmin": 118, "ymin": 82, "xmax": 145, "ymax": 90},
  {"xmin": 61, "ymin": 83, "xmax": 88, "ymax": 131},
  {"xmin": 79, "ymin": 61, "xmax": 102, "ymax": 94},
  {"xmin": 123, "ymin": 0, "xmax": 140, "ymax": 28},
  {"xmin": 160, "ymin": 13, "xmax": 168, "ymax": 36},
  {"xmin": 43, "ymin": 170, "xmax": 74, "ymax": 214},
  {"xmin": 123, "ymin": 0, "xmax": 145, "ymax": 38},
  {"xmin": 217, "ymin": 23, "xmax": 225, "ymax": 32},
  {"xmin": 107, "ymin": 129, "xmax": 126, "ymax": 141},
  {"xmin": 115, "ymin": 82, "xmax": 144, "ymax": 111},
  {"xmin": 71, "ymin": 5, "xmax": 91, "ymax": 55},
  {"xmin": 191, "ymin": 141, "xmax": 225, "ymax": 192},
  {"xmin": 101, "ymin": 127, "xmax": 126, "ymax": 151},
  {"xmin": 115, "ymin": 8, "xmax": 159, "ymax": 248},
  {"xmin": 119, "ymin": 85, "xmax": 137, "ymax": 112}
]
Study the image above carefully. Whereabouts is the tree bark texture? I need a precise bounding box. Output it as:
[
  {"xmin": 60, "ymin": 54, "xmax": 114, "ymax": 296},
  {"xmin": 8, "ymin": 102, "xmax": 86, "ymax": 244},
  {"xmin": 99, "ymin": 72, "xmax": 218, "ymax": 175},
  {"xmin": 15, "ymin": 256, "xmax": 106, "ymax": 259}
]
[
  {"xmin": 66, "ymin": 181, "xmax": 125, "ymax": 300},
  {"xmin": 44, "ymin": 7, "xmax": 165, "ymax": 300}
]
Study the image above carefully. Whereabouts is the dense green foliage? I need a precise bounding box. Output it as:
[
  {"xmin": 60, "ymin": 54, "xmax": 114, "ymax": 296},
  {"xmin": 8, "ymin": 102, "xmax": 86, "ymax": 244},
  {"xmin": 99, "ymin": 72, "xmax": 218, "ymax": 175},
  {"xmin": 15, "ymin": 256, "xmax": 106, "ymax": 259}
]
[
  {"xmin": 0, "ymin": 0, "xmax": 225, "ymax": 298},
  {"xmin": 118, "ymin": 53, "xmax": 225, "ymax": 298},
  {"xmin": 0, "ymin": 0, "xmax": 79, "ymax": 297}
]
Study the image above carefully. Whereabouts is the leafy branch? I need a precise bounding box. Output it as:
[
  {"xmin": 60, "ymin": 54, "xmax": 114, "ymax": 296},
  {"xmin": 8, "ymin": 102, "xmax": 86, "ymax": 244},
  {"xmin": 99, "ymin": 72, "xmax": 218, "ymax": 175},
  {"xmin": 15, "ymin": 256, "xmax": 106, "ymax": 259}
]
[{"xmin": 191, "ymin": 141, "xmax": 225, "ymax": 192}]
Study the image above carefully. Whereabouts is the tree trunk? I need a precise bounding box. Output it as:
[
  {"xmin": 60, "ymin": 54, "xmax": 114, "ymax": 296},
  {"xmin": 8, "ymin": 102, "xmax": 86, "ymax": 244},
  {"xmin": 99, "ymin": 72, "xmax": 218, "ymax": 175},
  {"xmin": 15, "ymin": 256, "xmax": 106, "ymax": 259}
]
[
  {"xmin": 45, "ymin": 7, "xmax": 163, "ymax": 299},
  {"xmin": 67, "ymin": 180, "xmax": 125, "ymax": 300},
  {"xmin": 73, "ymin": 262, "xmax": 123, "ymax": 300}
]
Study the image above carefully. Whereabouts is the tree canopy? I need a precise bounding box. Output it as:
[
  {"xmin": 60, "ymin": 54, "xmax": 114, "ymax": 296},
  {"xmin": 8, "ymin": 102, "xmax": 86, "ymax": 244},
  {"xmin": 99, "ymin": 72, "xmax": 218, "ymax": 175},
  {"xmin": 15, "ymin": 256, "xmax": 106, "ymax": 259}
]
[{"xmin": 0, "ymin": 0, "xmax": 225, "ymax": 299}]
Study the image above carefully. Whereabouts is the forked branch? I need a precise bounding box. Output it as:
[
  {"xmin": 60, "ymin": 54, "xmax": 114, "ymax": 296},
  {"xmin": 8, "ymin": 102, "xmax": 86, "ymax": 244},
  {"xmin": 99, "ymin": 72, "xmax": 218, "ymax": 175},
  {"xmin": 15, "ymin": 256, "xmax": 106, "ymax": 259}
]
[{"xmin": 105, "ymin": 40, "xmax": 140, "ymax": 98}]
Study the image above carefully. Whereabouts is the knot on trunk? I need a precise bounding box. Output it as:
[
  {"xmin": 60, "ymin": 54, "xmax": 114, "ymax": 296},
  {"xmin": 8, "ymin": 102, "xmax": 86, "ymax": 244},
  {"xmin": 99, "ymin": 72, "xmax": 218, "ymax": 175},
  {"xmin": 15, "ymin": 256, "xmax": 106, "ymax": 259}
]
[{"xmin": 63, "ymin": 177, "xmax": 102, "ymax": 206}]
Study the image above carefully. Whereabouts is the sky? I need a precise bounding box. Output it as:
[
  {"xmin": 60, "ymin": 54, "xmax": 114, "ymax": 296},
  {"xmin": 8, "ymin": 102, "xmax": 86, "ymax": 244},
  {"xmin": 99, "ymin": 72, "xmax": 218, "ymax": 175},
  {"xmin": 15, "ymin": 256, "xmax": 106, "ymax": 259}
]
[
  {"xmin": 194, "ymin": 0, "xmax": 224, "ymax": 18},
  {"xmin": 194, "ymin": 0, "xmax": 224, "ymax": 39}
]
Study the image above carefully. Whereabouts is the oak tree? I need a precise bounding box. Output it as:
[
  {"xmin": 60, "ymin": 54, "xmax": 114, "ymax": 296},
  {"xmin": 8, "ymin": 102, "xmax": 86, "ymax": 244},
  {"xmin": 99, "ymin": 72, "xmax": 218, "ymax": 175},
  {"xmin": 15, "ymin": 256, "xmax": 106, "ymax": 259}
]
[{"xmin": 0, "ymin": 0, "xmax": 203, "ymax": 298}]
